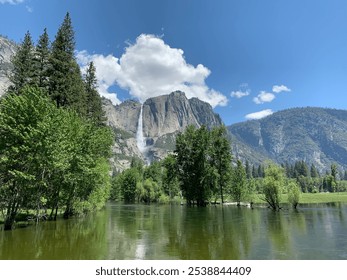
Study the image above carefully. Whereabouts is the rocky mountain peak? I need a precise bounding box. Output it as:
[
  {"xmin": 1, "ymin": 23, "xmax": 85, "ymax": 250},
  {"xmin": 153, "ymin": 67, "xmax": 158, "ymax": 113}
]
[{"xmin": 104, "ymin": 91, "xmax": 223, "ymax": 170}]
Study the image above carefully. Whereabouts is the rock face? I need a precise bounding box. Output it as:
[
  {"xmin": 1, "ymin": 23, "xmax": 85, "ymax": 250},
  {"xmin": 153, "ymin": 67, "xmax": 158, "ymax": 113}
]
[
  {"xmin": 228, "ymin": 107, "xmax": 347, "ymax": 171},
  {"xmin": 0, "ymin": 36, "xmax": 16, "ymax": 96},
  {"xmin": 103, "ymin": 91, "xmax": 223, "ymax": 171}
]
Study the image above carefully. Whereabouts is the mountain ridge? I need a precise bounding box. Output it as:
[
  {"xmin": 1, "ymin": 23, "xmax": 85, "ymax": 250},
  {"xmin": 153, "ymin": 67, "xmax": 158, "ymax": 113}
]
[{"xmin": 228, "ymin": 107, "xmax": 347, "ymax": 171}]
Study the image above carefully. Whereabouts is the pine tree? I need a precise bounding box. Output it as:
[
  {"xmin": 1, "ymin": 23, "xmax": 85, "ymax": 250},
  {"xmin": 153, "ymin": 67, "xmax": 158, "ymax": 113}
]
[
  {"xmin": 245, "ymin": 160, "xmax": 252, "ymax": 179},
  {"xmin": 310, "ymin": 163, "xmax": 319, "ymax": 178},
  {"xmin": 84, "ymin": 61, "xmax": 105, "ymax": 125},
  {"xmin": 49, "ymin": 12, "xmax": 87, "ymax": 115},
  {"xmin": 34, "ymin": 28, "xmax": 50, "ymax": 90},
  {"xmin": 8, "ymin": 31, "xmax": 35, "ymax": 92}
]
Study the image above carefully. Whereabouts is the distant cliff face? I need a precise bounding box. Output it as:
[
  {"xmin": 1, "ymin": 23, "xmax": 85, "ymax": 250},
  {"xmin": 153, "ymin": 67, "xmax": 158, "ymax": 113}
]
[
  {"xmin": 228, "ymin": 107, "xmax": 347, "ymax": 171},
  {"xmin": 103, "ymin": 91, "xmax": 223, "ymax": 171},
  {"xmin": 0, "ymin": 36, "xmax": 16, "ymax": 96}
]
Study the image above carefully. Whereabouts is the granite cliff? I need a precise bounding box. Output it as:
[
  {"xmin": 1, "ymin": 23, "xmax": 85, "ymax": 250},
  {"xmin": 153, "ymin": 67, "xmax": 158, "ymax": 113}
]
[
  {"xmin": 103, "ymin": 91, "xmax": 223, "ymax": 171},
  {"xmin": 0, "ymin": 36, "xmax": 16, "ymax": 97}
]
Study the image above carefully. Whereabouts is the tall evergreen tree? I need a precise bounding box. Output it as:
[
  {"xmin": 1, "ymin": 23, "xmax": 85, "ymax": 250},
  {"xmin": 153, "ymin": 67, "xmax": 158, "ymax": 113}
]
[
  {"xmin": 310, "ymin": 163, "xmax": 319, "ymax": 178},
  {"xmin": 49, "ymin": 12, "xmax": 87, "ymax": 115},
  {"xmin": 245, "ymin": 160, "xmax": 252, "ymax": 179},
  {"xmin": 84, "ymin": 61, "xmax": 105, "ymax": 125},
  {"xmin": 33, "ymin": 28, "xmax": 50, "ymax": 90},
  {"xmin": 8, "ymin": 31, "xmax": 35, "ymax": 92}
]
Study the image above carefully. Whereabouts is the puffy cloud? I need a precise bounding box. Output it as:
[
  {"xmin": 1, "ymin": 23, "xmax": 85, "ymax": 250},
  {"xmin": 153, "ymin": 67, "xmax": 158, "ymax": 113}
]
[
  {"xmin": 0, "ymin": 0, "xmax": 24, "ymax": 4},
  {"xmin": 253, "ymin": 91, "xmax": 275, "ymax": 104},
  {"xmin": 245, "ymin": 109, "xmax": 273, "ymax": 120},
  {"xmin": 77, "ymin": 34, "xmax": 227, "ymax": 108},
  {"xmin": 272, "ymin": 84, "xmax": 291, "ymax": 93},
  {"xmin": 76, "ymin": 50, "xmax": 122, "ymax": 105},
  {"xmin": 231, "ymin": 90, "xmax": 250, "ymax": 98},
  {"xmin": 231, "ymin": 83, "xmax": 250, "ymax": 98}
]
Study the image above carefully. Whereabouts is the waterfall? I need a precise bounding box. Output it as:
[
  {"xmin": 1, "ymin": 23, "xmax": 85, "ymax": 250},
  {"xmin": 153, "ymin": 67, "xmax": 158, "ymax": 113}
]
[{"xmin": 136, "ymin": 104, "xmax": 146, "ymax": 154}]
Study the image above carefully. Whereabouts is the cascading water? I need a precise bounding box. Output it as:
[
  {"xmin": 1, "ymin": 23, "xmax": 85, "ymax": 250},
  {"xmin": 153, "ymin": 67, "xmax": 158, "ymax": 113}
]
[{"xmin": 136, "ymin": 104, "xmax": 146, "ymax": 153}]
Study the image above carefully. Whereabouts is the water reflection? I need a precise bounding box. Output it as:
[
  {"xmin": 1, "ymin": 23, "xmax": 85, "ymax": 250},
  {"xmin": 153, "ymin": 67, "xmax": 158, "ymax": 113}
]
[{"xmin": 1, "ymin": 202, "xmax": 347, "ymax": 259}]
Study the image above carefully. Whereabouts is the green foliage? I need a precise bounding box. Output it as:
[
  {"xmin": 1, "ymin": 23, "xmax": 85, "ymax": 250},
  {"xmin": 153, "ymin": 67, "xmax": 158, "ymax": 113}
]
[
  {"xmin": 33, "ymin": 28, "xmax": 50, "ymax": 90},
  {"xmin": 121, "ymin": 168, "xmax": 140, "ymax": 203},
  {"xmin": 175, "ymin": 125, "xmax": 232, "ymax": 206},
  {"xmin": 287, "ymin": 181, "xmax": 301, "ymax": 209},
  {"xmin": 161, "ymin": 154, "xmax": 180, "ymax": 198},
  {"xmin": 48, "ymin": 13, "xmax": 87, "ymax": 115},
  {"xmin": 230, "ymin": 160, "xmax": 247, "ymax": 205},
  {"xmin": 0, "ymin": 87, "xmax": 113, "ymax": 229},
  {"xmin": 0, "ymin": 14, "xmax": 113, "ymax": 230},
  {"xmin": 262, "ymin": 163, "xmax": 285, "ymax": 211},
  {"xmin": 210, "ymin": 125, "xmax": 232, "ymax": 203},
  {"xmin": 84, "ymin": 61, "xmax": 106, "ymax": 125},
  {"xmin": 8, "ymin": 31, "xmax": 35, "ymax": 91}
]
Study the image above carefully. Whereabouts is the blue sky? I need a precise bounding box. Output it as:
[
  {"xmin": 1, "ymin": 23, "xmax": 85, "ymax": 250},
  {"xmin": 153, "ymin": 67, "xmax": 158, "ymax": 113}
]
[{"xmin": 1, "ymin": 0, "xmax": 346, "ymax": 125}]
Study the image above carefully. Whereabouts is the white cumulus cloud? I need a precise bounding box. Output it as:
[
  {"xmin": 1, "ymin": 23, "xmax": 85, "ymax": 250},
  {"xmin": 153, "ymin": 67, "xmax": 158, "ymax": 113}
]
[
  {"xmin": 77, "ymin": 34, "xmax": 227, "ymax": 108},
  {"xmin": 0, "ymin": 0, "xmax": 24, "ymax": 4},
  {"xmin": 245, "ymin": 109, "xmax": 273, "ymax": 120},
  {"xmin": 253, "ymin": 91, "xmax": 275, "ymax": 104},
  {"xmin": 231, "ymin": 83, "xmax": 250, "ymax": 98},
  {"xmin": 76, "ymin": 50, "xmax": 122, "ymax": 105},
  {"xmin": 272, "ymin": 84, "xmax": 291, "ymax": 93}
]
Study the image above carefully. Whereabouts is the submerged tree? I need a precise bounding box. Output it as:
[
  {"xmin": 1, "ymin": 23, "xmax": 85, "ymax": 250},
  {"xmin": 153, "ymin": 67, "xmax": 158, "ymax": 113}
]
[
  {"xmin": 262, "ymin": 163, "xmax": 285, "ymax": 211},
  {"xmin": 230, "ymin": 159, "xmax": 247, "ymax": 206},
  {"xmin": 175, "ymin": 125, "xmax": 232, "ymax": 206},
  {"xmin": 210, "ymin": 125, "xmax": 232, "ymax": 204},
  {"xmin": 0, "ymin": 87, "xmax": 113, "ymax": 229},
  {"xmin": 287, "ymin": 181, "xmax": 301, "ymax": 209}
]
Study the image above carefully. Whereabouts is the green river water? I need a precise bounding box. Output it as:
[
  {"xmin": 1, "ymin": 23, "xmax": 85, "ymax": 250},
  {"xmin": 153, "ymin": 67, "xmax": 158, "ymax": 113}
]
[{"xmin": 1, "ymin": 202, "xmax": 347, "ymax": 259}]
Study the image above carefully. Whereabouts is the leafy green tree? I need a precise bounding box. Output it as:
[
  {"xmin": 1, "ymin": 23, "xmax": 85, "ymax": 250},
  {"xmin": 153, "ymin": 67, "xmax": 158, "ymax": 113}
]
[
  {"xmin": 209, "ymin": 126, "xmax": 232, "ymax": 203},
  {"xmin": 161, "ymin": 154, "xmax": 180, "ymax": 199},
  {"xmin": 143, "ymin": 161, "xmax": 162, "ymax": 185},
  {"xmin": 0, "ymin": 86, "xmax": 113, "ymax": 227},
  {"xmin": 245, "ymin": 178, "xmax": 256, "ymax": 206},
  {"xmin": 121, "ymin": 168, "xmax": 140, "ymax": 202},
  {"xmin": 175, "ymin": 125, "xmax": 233, "ymax": 206},
  {"xmin": 330, "ymin": 163, "xmax": 338, "ymax": 192},
  {"xmin": 175, "ymin": 125, "xmax": 212, "ymax": 206},
  {"xmin": 287, "ymin": 181, "xmax": 301, "ymax": 209},
  {"xmin": 0, "ymin": 87, "xmax": 54, "ymax": 229},
  {"xmin": 8, "ymin": 31, "xmax": 35, "ymax": 92},
  {"xmin": 262, "ymin": 163, "xmax": 285, "ymax": 211},
  {"xmin": 230, "ymin": 160, "xmax": 247, "ymax": 206},
  {"xmin": 140, "ymin": 178, "xmax": 161, "ymax": 203}
]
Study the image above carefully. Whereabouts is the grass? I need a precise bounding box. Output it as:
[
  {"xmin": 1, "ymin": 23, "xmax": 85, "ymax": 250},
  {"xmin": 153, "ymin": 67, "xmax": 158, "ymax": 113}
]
[{"xmin": 252, "ymin": 192, "xmax": 347, "ymax": 204}]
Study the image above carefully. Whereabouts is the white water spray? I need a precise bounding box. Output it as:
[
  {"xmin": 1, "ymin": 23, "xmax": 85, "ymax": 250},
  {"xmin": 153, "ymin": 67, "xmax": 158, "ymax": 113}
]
[{"xmin": 136, "ymin": 104, "xmax": 146, "ymax": 154}]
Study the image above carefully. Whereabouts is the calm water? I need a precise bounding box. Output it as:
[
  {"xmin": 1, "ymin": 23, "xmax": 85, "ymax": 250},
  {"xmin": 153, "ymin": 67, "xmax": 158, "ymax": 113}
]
[{"xmin": 1, "ymin": 202, "xmax": 347, "ymax": 260}]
